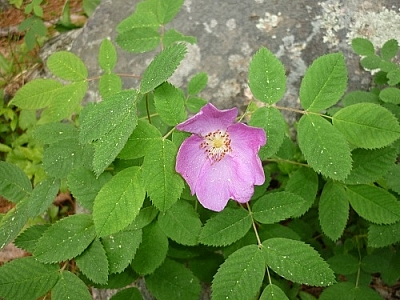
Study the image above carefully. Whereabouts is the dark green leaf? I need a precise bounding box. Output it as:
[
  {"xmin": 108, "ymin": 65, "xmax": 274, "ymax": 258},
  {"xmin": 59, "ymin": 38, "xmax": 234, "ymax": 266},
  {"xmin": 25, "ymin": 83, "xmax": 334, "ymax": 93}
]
[
  {"xmin": 26, "ymin": 177, "xmax": 60, "ymax": 217},
  {"xmin": 0, "ymin": 161, "xmax": 31, "ymax": 203},
  {"xmin": 109, "ymin": 287, "xmax": 143, "ymax": 300},
  {"xmin": 154, "ymin": 82, "xmax": 187, "ymax": 126},
  {"xmin": 259, "ymin": 284, "xmax": 289, "ymax": 300},
  {"xmin": 368, "ymin": 221, "xmax": 400, "ymax": 248},
  {"xmin": 381, "ymin": 39, "xmax": 399, "ymax": 60},
  {"xmin": 14, "ymin": 224, "xmax": 50, "ymax": 253},
  {"xmin": 52, "ymin": 271, "xmax": 92, "ymax": 300},
  {"xmin": 384, "ymin": 164, "xmax": 400, "ymax": 195},
  {"xmin": 327, "ymin": 254, "xmax": 359, "ymax": 275},
  {"xmin": 341, "ymin": 90, "xmax": 380, "ymax": 107}
]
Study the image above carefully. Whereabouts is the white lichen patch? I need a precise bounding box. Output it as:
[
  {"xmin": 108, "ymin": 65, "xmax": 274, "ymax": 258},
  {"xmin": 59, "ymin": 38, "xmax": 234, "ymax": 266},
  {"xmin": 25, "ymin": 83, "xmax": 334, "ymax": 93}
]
[
  {"xmin": 256, "ymin": 12, "xmax": 282, "ymax": 32},
  {"xmin": 318, "ymin": 1, "xmax": 346, "ymax": 46},
  {"xmin": 203, "ymin": 19, "xmax": 218, "ymax": 33},
  {"xmin": 226, "ymin": 18, "xmax": 236, "ymax": 31}
]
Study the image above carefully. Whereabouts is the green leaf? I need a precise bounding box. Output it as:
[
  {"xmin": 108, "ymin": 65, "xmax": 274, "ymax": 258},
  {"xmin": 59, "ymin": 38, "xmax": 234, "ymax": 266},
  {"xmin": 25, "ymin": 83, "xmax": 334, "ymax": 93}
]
[
  {"xmin": 345, "ymin": 147, "xmax": 397, "ymax": 185},
  {"xmin": 186, "ymin": 96, "xmax": 207, "ymax": 113},
  {"xmin": 212, "ymin": 245, "xmax": 265, "ymax": 300},
  {"xmin": 342, "ymin": 90, "xmax": 380, "ymax": 106},
  {"xmin": 319, "ymin": 181, "xmax": 349, "ymax": 241},
  {"xmin": 52, "ymin": 271, "xmax": 92, "ymax": 300},
  {"xmin": 47, "ymin": 51, "xmax": 88, "ymax": 81},
  {"xmin": 33, "ymin": 122, "xmax": 78, "ymax": 144},
  {"xmin": 0, "ymin": 161, "xmax": 31, "ymax": 203},
  {"xmin": 248, "ymin": 47, "xmax": 286, "ymax": 104},
  {"xmin": 129, "ymin": 206, "xmax": 159, "ymax": 230},
  {"xmin": 154, "ymin": 82, "xmax": 187, "ymax": 126},
  {"xmin": 252, "ymin": 191, "xmax": 305, "ymax": 224},
  {"xmin": 158, "ymin": 199, "xmax": 202, "ymax": 246},
  {"xmin": 140, "ymin": 43, "xmax": 187, "ymax": 93},
  {"xmin": 142, "ymin": 139, "xmax": 184, "ymax": 211},
  {"xmin": 297, "ymin": 114, "xmax": 352, "ymax": 181},
  {"xmin": 199, "ymin": 207, "xmax": 252, "ymax": 247},
  {"xmin": 156, "ymin": 0, "xmax": 185, "ymax": 24},
  {"xmin": 110, "ymin": 287, "xmax": 143, "ymax": 300},
  {"xmin": 368, "ymin": 221, "xmax": 400, "ymax": 248},
  {"xmin": 379, "ymin": 87, "xmax": 400, "ymax": 104},
  {"xmin": 98, "ymin": 39, "xmax": 117, "ymax": 71},
  {"xmin": 262, "ymin": 238, "xmax": 335, "ymax": 286},
  {"xmin": 26, "ymin": 177, "xmax": 60, "ymax": 217},
  {"xmin": 384, "ymin": 164, "xmax": 400, "ymax": 195},
  {"xmin": 75, "ymin": 239, "xmax": 108, "ymax": 284},
  {"xmin": 285, "ymin": 167, "xmax": 319, "ymax": 217},
  {"xmin": 163, "ymin": 29, "xmax": 197, "ymax": 47},
  {"xmin": 99, "ymin": 73, "xmax": 123, "ymax": 98},
  {"xmin": 299, "ymin": 53, "xmax": 347, "ymax": 112},
  {"xmin": 188, "ymin": 72, "xmax": 208, "ymax": 95},
  {"xmin": 102, "ymin": 228, "xmax": 142, "ymax": 274},
  {"xmin": 320, "ymin": 282, "xmax": 382, "ymax": 300},
  {"xmin": 116, "ymin": 27, "xmax": 160, "ymax": 53},
  {"xmin": 131, "ymin": 221, "xmax": 168, "ymax": 275},
  {"xmin": 9, "ymin": 79, "xmax": 63, "ymax": 109},
  {"xmin": 327, "ymin": 254, "xmax": 359, "ymax": 275},
  {"xmin": 14, "ymin": 224, "xmax": 50, "ymax": 253},
  {"xmin": 346, "ymin": 184, "xmax": 400, "ymax": 224},
  {"xmin": 259, "ymin": 284, "xmax": 289, "ymax": 300},
  {"xmin": 381, "ymin": 39, "xmax": 399, "ymax": 60},
  {"xmin": 361, "ymin": 54, "xmax": 382, "ymax": 70},
  {"xmin": 146, "ymin": 258, "xmax": 201, "ymax": 300},
  {"xmin": 249, "ymin": 106, "xmax": 286, "ymax": 159},
  {"xmin": 67, "ymin": 167, "xmax": 112, "ymax": 211},
  {"xmin": 0, "ymin": 257, "xmax": 58, "ymax": 300},
  {"xmin": 83, "ymin": 0, "xmax": 101, "ymax": 16},
  {"xmin": 34, "ymin": 214, "xmax": 96, "ymax": 263},
  {"xmin": 79, "ymin": 90, "xmax": 139, "ymax": 176},
  {"xmin": 333, "ymin": 103, "xmax": 400, "ymax": 149},
  {"xmin": 351, "ymin": 38, "xmax": 375, "ymax": 56},
  {"xmin": 93, "ymin": 167, "xmax": 145, "ymax": 237},
  {"xmin": 387, "ymin": 69, "xmax": 400, "ymax": 86}
]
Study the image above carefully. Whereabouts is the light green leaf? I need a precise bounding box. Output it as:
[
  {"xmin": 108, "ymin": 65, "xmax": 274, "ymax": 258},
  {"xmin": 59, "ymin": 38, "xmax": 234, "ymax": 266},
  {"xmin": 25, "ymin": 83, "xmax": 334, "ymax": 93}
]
[
  {"xmin": 154, "ymin": 82, "xmax": 187, "ymax": 126},
  {"xmin": 327, "ymin": 254, "xmax": 359, "ymax": 275},
  {"xmin": 368, "ymin": 221, "xmax": 400, "ymax": 248},
  {"xmin": 0, "ymin": 257, "xmax": 58, "ymax": 300},
  {"xmin": 131, "ymin": 221, "xmax": 168, "ymax": 275},
  {"xmin": 9, "ymin": 79, "xmax": 63, "ymax": 109},
  {"xmin": 0, "ymin": 161, "xmax": 31, "ymax": 203},
  {"xmin": 75, "ymin": 239, "xmax": 108, "ymax": 284},
  {"xmin": 187, "ymin": 72, "xmax": 208, "ymax": 95},
  {"xmin": 116, "ymin": 10, "xmax": 158, "ymax": 32},
  {"xmin": 142, "ymin": 139, "xmax": 184, "ymax": 211},
  {"xmin": 14, "ymin": 224, "xmax": 50, "ymax": 253},
  {"xmin": 99, "ymin": 73, "xmax": 122, "ymax": 98},
  {"xmin": 361, "ymin": 54, "xmax": 382, "ymax": 70},
  {"xmin": 299, "ymin": 53, "xmax": 347, "ymax": 112},
  {"xmin": 249, "ymin": 106, "xmax": 286, "ymax": 159},
  {"xmin": 102, "ymin": 228, "xmax": 142, "ymax": 274},
  {"xmin": 346, "ymin": 184, "xmax": 400, "ymax": 224},
  {"xmin": 248, "ymin": 47, "xmax": 286, "ymax": 104},
  {"xmin": 156, "ymin": 0, "xmax": 184, "ymax": 24},
  {"xmin": 199, "ymin": 207, "xmax": 252, "ymax": 247},
  {"xmin": 319, "ymin": 181, "xmax": 349, "ymax": 241},
  {"xmin": 263, "ymin": 238, "xmax": 335, "ymax": 286},
  {"xmin": 387, "ymin": 69, "xmax": 400, "ymax": 86},
  {"xmin": 140, "ymin": 43, "xmax": 187, "ymax": 94},
  {"xmin": 380, "ymin": 87, "xmax": 400, "ymax": 104},
  {"xmin": 259, "ymin": 284, "xmax": 289, "ymax": 300},
  {"xmin": 82, "ymin": 0, "xmax": 101, "ymax": 16},
  {"xmin": 342, "ymin": 90, "xmax": 380, "ymax": 107},
  {"xmin": 163, "ymin": 29, "xmax": 197, "ymax": 47},
  {"xmin": 252, "ymin": 191, "xmax": 305, "ymax": 224},
  {"xmin": 110, "ymin": 287, "xmax": 143, "ymax": 300},
  {"xmin": 116, "ymin": 27, "xmax": 160, "ymax": 53},
  {"xmin": 34, "ymin": 214, "xmax": 96, "ymax": 263},
  {"xmin": 158, "ymin": 199, "xmax": 202, "ymax": 246},
  {"xmin": 351, "ymin": 38, "xmax": 375, "ymax": 56},
  {"xmin": 93, "ymin": 167, "xmax": 145, "ymax": 237},
  {"xmin": 146, "ymin": 258, "xmax": 201, "ymax": 300},
  {"xmin": 212, "ymin": 245, "xmax": 265, "ymax": 300},
  {"xmin": 381, "ymin": 39, "xmax": 399, "ymax": 60},
  {"xmin": 345, "ymin": 147, "xmax": 397, "ymax": 185},
  {"xmin": 26, "ymin": 177, "xmax": 60, "ymax": 217},
  {"xmin": 297, "ymin": 114, "xmax": 352, "ymax": 181},
  {"xmin": 47, "ymin": 51, "xmax": 88, "ymax": 81},
  {"xmin": 33, "ymin": 122, "xmax": 78, "ymax": 144},
  {"xmin": 186, "ymin": 96, "xmax": 207, "ymax": 113},
  {"xmin": 98, "ymin": 39, "xmax": 117, "ymax": 71},
  {"xmin": 52, "ymin": 271, "xmax": 92, "ymax": 300}
]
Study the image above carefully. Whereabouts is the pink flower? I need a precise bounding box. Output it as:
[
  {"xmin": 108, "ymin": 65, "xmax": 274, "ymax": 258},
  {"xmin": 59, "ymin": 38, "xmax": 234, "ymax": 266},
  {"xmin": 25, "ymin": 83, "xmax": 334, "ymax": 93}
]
[{"xmin": 175, "ymin": 103, "xmax": 266, "ymax": 211}]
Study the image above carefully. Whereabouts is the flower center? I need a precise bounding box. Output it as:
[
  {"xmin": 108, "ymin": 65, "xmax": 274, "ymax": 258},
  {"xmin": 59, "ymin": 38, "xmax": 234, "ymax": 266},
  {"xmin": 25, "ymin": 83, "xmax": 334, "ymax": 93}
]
[{"xmin": 200, "ymin": 130, "xmax": 232, "ymax": 162}]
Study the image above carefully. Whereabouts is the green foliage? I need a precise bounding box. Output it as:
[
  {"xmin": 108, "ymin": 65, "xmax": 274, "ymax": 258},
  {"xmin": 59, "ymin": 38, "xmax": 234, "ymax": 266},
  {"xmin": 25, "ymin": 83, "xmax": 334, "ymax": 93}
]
[{"xmin": 52, "ymin": 271, "xmax": 92, "ymax": 300}]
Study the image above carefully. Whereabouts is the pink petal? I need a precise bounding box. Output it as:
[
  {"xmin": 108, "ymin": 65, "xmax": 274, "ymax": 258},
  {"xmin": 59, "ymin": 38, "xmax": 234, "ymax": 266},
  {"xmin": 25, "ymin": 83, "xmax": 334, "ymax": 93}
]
[{"xmin": 176, "ymin": 103, "xmax": 238, "ymax": 135}]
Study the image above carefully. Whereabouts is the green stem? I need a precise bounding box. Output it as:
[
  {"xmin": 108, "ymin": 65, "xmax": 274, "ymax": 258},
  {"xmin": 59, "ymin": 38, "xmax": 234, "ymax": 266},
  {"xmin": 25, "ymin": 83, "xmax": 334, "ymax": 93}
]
[
  {"xmin": 145, "ymin": 93, "xmax": 152, "ymax": 124},
  {"xmin": 246, "ymin": 202, "xmax": 262, "ymax": 247}
]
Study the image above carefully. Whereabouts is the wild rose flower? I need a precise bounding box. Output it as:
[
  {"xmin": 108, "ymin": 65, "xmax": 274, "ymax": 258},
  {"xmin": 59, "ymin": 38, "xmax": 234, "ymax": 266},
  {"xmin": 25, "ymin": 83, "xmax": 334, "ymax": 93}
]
[{"xmin": 175, "ymin": 103, "xmax": 266, "ymax": 211}]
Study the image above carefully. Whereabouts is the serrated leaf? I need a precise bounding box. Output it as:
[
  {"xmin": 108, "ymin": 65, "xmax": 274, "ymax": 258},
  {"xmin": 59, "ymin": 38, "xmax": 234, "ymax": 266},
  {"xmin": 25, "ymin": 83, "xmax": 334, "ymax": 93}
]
[
  {"xmin": 156, "ymin": 0, "xmax": 184, "ymax": 24},
  {"xmin": 154, "ymin": 82, "xmax": 187, "ymax": 126},
  {"xmin": 252, "ymin": 191, "xmax": 305, "ymax": 224},
  {"xmin": 263, "ymin": 238, "xmax": 335, "ymax": 286},
  {"xmin": 380, "ymin": 87, "xmax": 400, "ymax": 104},
  {"xmin": 9, "ymin": 79, "xmax": 63, "ymax": 109},
  {"xmin": 75, "ymin": 238, "xmax": 108, "ymax": 284},
  {"xmin": 342, "ymin": 90, "xmax": 380, "ymax": 106},
  {"xmin": 131, "ymin": 221, "xmax": 168, "ymax": 275},
  {"xmin": 98, "ymin": 39, "xmax": 117, "ymax": 71},
  {"xmin": 327, "ymin": 254, "xmax": 359, "ymax": 275},
  {"xmin": 163, "ymin": 29, "xmax": 197, "ymax": 47},
  {"xmin": 129, "ymin": 206, "xmax": 159, "ymax": 230},
  {"xmin": 93, "ymin": 167, "xmax": 145, "ymax": 237},
  {"xmin": 249, "ymin": 106, "xmax": 286, "ymax": 159},
  {"xmin": 26, "ymin": 177, "xmax": 60, "ymax": 217},
  {"xmin": 300, "ymin": 53, "xmax": 347, "ymax": 112},
  {"xmin": 387, "ymin": 69, "xmax": 400, "ymax": 86},
  {"xmin": 110, "ymin": 287, "xmax": 143, "ymax": 300},
  {"xmin": 259, "ymin": 284, "xmax": 289, "ymax": 300},
  {"xmin": 345, "ymin": 147, "xmax": 397, "ymax": 185},
  {"xmin": 140, "ymin": 43, "xmax": 187, "ymax": 93},
  {"xmin": 118, "ymin": 119, "xmax": 162, "ymax": 159},
  {"xmin": 186, "ymin": 96, "xmax": 207, "ymax": 113},
  {"xmin": 319, "ymin": 282, "xmax": 356, "ymax": 300},
  {"xmin": 67, "ymin": 167, "xmax": 112, "ymax": 211},
  {"xmin": 346, "ymin": 184, "xmax": 400, "ymax": 224},
  {"xmin": 116, "ymin": 27, "xmax": 160, "ymax": 53},
  {"xmin": 0, "ymin": 257, "xmax": 58, "ymax": 300},
  {"xmin": 102, "ymin": 228, "xmax": 142, "ymax": 274},
  {"xmin": 351, "ymin": 38, "xmax": 375, "ymax": 56},
  {"xmin": 0, "ymin": 161, "xmax": 31, "ymax": 203},
  {"xmin": 319, "ymin": 181, "xmax": 349, "ymax": 241},
  {"xmin": 385, "ymin": 164, "xmax": 400, "ymax": 195},
  {"xmin": 142, "ymin": 139, "xmax": 184, "ymax": 211},
  {"xmin": 33, "ymin": 122, "xmax": 78, "ymax": 144},
  {"xmin": 212, "ymin": 245, "xmax": 265, "ymax": 300},
  {"xmin": 381, "ymin": 39, "xmax": 399, "ymax": 60},
  {"xmin": 146, "ymin": 258, "xmax": 201, "ymax": 300},
  {"xmin": 34, "ymin": 214, "xmax": 96, "ymax": 263},
  {"xmin": 158, "ymin": 199, "xmax": 202, "ymax": 246},
  {"xmin": 47, "ymin": 51, "xmax": 88, "ymax": 81},
  {"xmin": 52, "ymin": 270, "xmax": 92, "ymax": 300},
  {"xmin": 99, "ymin": 73, "xmax": 123, "ymax": 98},
  {"xmin": 297, "ymin": 114, "xmax": 352, "ymax": 181},
  {"xmin": 188, "ymin": 72, "xmax": 208, "ymax": 95},
  {"xmin": 368, "ymin": 221, "xmax": 400, "ymax": 248},
  {"xmin": 14, "ymin": 224, "xmax": 50, "ymax": 253},
  {"xmin": 199, "ymin": 207, "xmax": 252, "ymax": 247},
  {"xmin": 248, "ymin": 47, "xmax": 286, "ymax": 104}
]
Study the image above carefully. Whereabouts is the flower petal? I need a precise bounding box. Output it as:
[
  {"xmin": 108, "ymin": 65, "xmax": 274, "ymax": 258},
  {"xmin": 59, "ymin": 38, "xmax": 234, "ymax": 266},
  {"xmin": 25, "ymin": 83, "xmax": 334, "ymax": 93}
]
[{"xmin": 176, "ymin": 103, "xmax": 238, "ymax": 135}]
